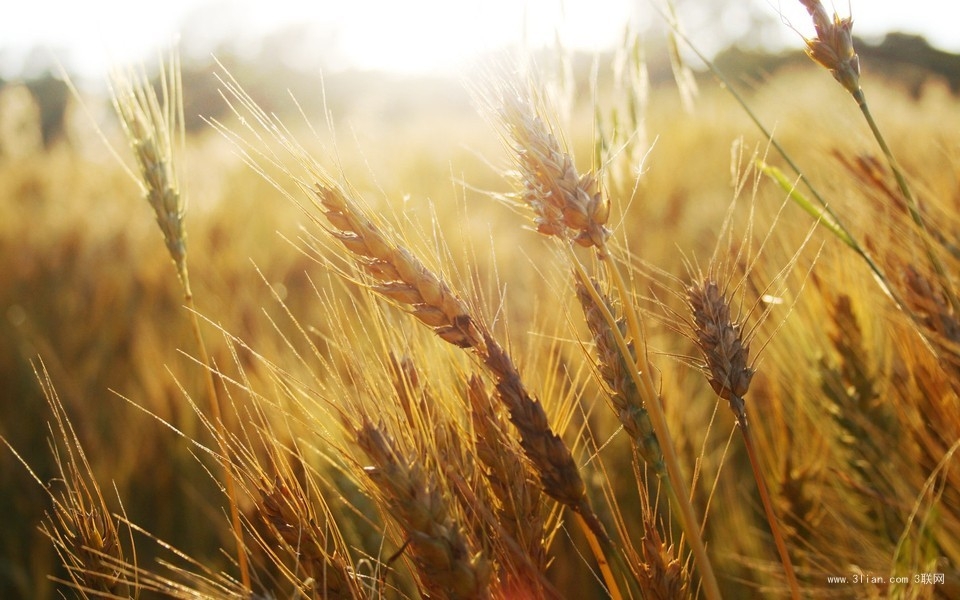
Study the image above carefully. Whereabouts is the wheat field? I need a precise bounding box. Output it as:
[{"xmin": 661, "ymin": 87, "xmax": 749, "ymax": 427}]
[{"xmin": 2, "ymin": 3, "xmax": 960, "ymax": 599}]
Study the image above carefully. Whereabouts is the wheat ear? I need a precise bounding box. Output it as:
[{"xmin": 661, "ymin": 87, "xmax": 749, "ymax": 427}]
[
  {"xmin": 256, "ymin": 475, "xmax": 360, "ymax": 599},
  {"xmin": 357, "ymin": 419, "xmax": 492, "ymax": 600},
  {"xmin": 110, "ymin": 55, "xmax": 250, "ymax": 591},
  {"xmin": 688, "ymin": 277, "xmax": 800, "ymax": 598},
  {"xmin": 466, "ymin": 375, "xmax": 550, "ymax": 579},
  {"xmin": 388, "ymin": 356, "xmax": 557, "ymax": 597},
  {"xmin": 25, "ymin": 363, "xmax": 131, "ymax": 596},
  {"xmin": 576, "ymin": 277, "xmax": 663, "ymax": 472}
]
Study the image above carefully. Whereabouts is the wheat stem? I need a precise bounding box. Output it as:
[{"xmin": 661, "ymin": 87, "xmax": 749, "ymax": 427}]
[
  {"xmin": 574, "ymin": 512, "xmax": 624, "ymax": 600},
  {"xmin": 737, "ymin": 406, "xmax": 801, "ymax": 598},
  {"xmin": 688, "ymin": 278, "xmax": 799, "ymax": 598},
  {"xmin": 183, "ymin": 288, "xmax": 250, "ymax": 592},
  {"xmin": 569, "ymin": 249, "xmax": 723, "ymax": 600},
  {"xmin": 852, "ymin": 90, "xmax": 960, "ymax": 317}
]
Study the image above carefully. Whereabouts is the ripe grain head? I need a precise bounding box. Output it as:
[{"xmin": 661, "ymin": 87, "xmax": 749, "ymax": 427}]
[
  {"xmin": 356, "ymin": 419, "xmax": 492, "ymax": 600},
  {"xmin": 110, "ymin": 57, "xmax": 189, "ymax": 286},
  {"xmin": 687, "ymin": 277, "xmax": 755, "ymax": 421},
  {"xmin": 494, "ymin": 86, "xmax": 610, "ymax": 249},
  {"xmin": 797, "ymin": 0, "xmax": 861, "ymax": 95}
]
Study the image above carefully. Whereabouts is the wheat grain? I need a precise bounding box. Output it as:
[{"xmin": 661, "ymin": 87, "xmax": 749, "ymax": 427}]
[
  {"xmin": 111, "ymin": 54, "xmax": 251, "ymax": 591},
  {"xmin": 314, "ymin": 183, "xmax": 485, "ymax": 350},
  {"xmin": 687, "ymin": 276, "xmax": 800, "ymax": 597},
  {"xmin": 635, "ymin": 506, "xmax": 690, "ymax": 600}
]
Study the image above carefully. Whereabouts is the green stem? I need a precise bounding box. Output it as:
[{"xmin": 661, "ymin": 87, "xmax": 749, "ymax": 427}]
[
  {"xmin": 853, "ymin": 88, "xmax": 960, "ymax": 317},
  {"xmin": 757, "ymin": 161, "xmax": 907, "ymax": 309}
]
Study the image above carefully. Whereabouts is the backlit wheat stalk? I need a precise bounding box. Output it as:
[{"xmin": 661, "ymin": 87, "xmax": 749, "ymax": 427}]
[
  {"xmin": 110, "ymin": 55, "xmax": 250, "ymax": 591},
  {"xmin": 7, "ymin": 363, "xmax": 132, "ymax": 597},
  {"xmin": 576, "ymin": 277, "xmax": 663, "ymax": 472},
  {"xmin": 687, "ymin": 277, "xmax": 800, "ymax": 599},
  {"xmin": 491, "ymin": 81, "xmax": 721, "ymax": 600},
  {"xmin": 797, "ymin": 0, "xmax": 960, "ymax": 320},
  {"xmin": 256, "ymin": 475, "xmax": 361, "ymax": 599}
]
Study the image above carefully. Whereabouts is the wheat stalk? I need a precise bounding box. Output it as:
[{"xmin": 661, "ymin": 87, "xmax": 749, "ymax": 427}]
[
  {"xmin": 110, "ymin": 54, "xmax": 250, "ymax": 591},
  {"xmin": 576, "ymin": 277, "xmax": 663, "ymax": 472},
  {"xmin": 493, "ymin": 81, "xmax": 721, "ymax": 600},
  {"xmin": 797, "ymin": 0, "xmax": 960, "ymax": 320},
  {"xmin": 687, "ymin": 277, "xmax": 800, "ymax": 598}
]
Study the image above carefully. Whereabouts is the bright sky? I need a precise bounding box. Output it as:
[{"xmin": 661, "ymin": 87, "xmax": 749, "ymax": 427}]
[{"xmin": 1, "ymin": 0, "xmax": 956, "ymax": 79}]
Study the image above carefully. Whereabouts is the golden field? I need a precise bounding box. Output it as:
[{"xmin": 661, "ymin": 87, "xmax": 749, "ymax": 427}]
[{"xmin": 1, "ymin": 20, "xmax": 960, "ymax": 600}]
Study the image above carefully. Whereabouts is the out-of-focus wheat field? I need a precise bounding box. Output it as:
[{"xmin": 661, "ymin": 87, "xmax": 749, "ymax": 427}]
[{"xmin": 2, "ymin": 12, "xmax": 960, "ymax": 599}]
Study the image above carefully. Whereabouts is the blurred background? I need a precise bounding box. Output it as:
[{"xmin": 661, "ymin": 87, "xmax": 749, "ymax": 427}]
[{"xmin": 2, "ymin": 0, "xmax": 959, "ymax": 160}]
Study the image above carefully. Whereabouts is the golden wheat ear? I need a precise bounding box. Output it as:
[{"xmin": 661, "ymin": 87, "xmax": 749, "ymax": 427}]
[
  {"xmin": 687, "ymin": 276, "xmax": 801, "ymax": 599},
  {"xmin": 110, "ymin": 53, "xmax": 251, "ymax": 591},
  {"xmin": 796, "ymin": 0, "xmax": 960, "ymax": 321},
  {"xmin": 110, "ymin": 58, "xmax": 189, "ymax": 288},
  {"xmin": 356, "ymin": 419, "xmax": 493, "ymax": 599},
  {"xmin": 496, "ymin": 90, "xmax": 610, "ymax": 249},
  {"xmin": 465, "ymin": 374, "xmax": 556, "ymax": 597},
  {"xmin": 576, "ymin": 276, "xmax": 663, "ymax": 472},
  {"xmin": 687, "ymin": 278, "xmax": 754, "ymax": 423},
  {"xmin": 256, "ymin": 475, "xmax": 362, "ymax": 598},
  {"xmin": 311, "ymin": 175, "xmax": 622, "ymax": 594}
]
